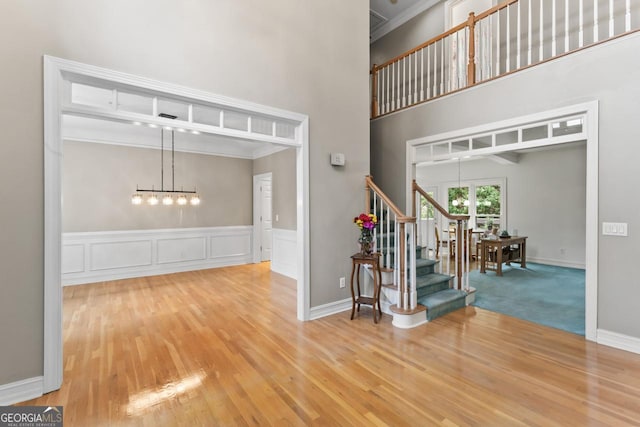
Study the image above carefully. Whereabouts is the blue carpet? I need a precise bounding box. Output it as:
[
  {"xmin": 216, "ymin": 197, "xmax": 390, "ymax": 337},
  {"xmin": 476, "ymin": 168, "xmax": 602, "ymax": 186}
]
[{"xmin": 469, "ymin": 263, "xmax": 585, "ymax": 335}]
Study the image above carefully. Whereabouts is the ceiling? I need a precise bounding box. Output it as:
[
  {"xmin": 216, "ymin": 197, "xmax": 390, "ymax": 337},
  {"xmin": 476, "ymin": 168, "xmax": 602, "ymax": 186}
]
[{"xmin": 370, "ymin": 0, "xmax": 441, "ymax": 42}]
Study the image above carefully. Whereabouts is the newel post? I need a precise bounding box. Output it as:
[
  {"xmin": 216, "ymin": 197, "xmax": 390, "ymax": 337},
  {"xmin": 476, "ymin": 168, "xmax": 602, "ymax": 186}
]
[
  {"xmin": 467, "ymin": 12, "xmax": 476, "ymax": 86},
  {"xmin": 370, "ymin": 65, "xmax": 379, "ymax": 118}
]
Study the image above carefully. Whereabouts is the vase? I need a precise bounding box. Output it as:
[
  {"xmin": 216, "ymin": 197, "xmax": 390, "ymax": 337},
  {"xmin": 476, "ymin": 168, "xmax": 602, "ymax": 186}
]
[{"xmin": 358, "ymin": 236, "xmax": 374, "ymax": 255}]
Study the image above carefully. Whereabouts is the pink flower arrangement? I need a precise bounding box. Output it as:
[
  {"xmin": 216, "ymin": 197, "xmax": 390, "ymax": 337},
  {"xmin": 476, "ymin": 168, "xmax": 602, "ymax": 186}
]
[{"xmin": 353, "ymin": 213, "xmax": 378, "ymax": 231}]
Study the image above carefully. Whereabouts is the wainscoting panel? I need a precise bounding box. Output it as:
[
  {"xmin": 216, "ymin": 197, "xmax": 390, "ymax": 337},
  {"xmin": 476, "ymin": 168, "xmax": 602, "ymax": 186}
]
[
  {"xmin": 90, "ymin": 240, "xmax": 153, "ymax": 271},
  {"xmin": 271, "ymin": 228, "xmax": 297, "ymax": 279},
  {"xmin": 210, "ymin": 232, "xmax": 252, "ymax": 259},
  {"xmin": 157, "ymin": 237, "xmax": 207, "ymax": 264},
  {"xmin": 61, "ymin": 244, "xmax": 85, "ymax": 274},
  {"xmin": 62, "ymin": 226, "xmax": 253, "ymax": 286}
]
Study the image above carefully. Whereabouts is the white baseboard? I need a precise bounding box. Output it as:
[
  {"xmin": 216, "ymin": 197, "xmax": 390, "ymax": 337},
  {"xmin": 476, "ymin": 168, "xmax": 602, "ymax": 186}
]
[
  {"xmin": 597, "ymin": 329, "xmax": 640, "ymax": 355},
  {"xmin": 271, "ymin": 228, "xmax": 297, "ymax": 279},
  {"xmin": 0, "ymin": 376, "xmax": 43, "ymax": 406},
  {"xmin": 62, "ymin": 226, "xmax": 253, "ymax": 285},
  {"xmin": 527, "ymin": 257, "xmax": 585, "ymax": 269},
  {"xmin": 309, "ymin": 298, "xmax": 352, "ymax": 320}
]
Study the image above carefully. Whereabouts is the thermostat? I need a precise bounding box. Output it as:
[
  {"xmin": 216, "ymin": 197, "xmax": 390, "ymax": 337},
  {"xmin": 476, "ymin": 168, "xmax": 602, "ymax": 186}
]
[{"xmin": 330, "ymin": 152, "xmax": 345, "ymax": 166}]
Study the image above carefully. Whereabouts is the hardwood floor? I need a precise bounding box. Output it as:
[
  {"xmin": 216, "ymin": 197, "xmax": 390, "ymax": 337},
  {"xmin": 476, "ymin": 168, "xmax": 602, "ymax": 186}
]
[{"xmin": 22, "ymin": 262, "xmax": 640, "ymax": 426}]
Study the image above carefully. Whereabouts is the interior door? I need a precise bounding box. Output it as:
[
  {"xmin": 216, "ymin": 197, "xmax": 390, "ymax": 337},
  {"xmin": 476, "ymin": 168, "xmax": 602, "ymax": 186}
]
[{"xmin": 260, "ymin": 177, "xmax": 272, "ymax": 261}]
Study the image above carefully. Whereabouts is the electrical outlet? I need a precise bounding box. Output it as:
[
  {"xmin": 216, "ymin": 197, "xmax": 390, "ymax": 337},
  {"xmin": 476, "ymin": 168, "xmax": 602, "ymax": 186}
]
[{"xmin": 339, "ymin": 277, "xmax": 346, "ymax": 288}]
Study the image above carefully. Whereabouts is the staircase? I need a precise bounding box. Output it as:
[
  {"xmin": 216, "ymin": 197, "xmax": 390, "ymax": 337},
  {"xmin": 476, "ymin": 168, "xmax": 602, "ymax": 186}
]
[
  {"xmin": 374, "ymin": 224, "xmax": 468, "ymax": 324},
  {"xmin": 364, "ymin": 176, "xmax": 474, "ymax": 328}
]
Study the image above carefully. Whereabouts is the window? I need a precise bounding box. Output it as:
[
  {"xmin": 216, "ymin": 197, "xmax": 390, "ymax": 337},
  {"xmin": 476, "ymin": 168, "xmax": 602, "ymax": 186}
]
[
  {"xmin": 444, "ymin": 178, "xmax": 505, "ymax": 231},
  {"xmin": 448, "ymin": 186, "xmax": 470, "ymax": 215},
  {"xmin": 420, "ymin": 190, "xmax": 436, "ymax": 219},
  {"xmin": 475, "ymin": 184, "xmax": 502, "ymax": 229}
]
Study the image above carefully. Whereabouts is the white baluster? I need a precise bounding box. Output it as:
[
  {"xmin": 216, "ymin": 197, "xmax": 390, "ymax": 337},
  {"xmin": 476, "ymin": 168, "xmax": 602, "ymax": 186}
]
[
  {"xmin": 433, "ymin": 41, "xmax": 438, "ymax": 96},
  {"xmin": 496, "ymin": 11, "xmax": 501, "ymax": 76},
  {"xmin": 386, "ymin": 206, "xmax": 391, "ymax": 268},
  {"xmin": 376, "ymin": 70, "xmax": 381, "ymax": 116},
  {"xmin": 540, "ymin": 0, "xmax": 544, "ymax": 61},
  {"xmin": 454, "ymin": 225, "xmax": 459, "ymax": 290},
  {"xmin": 593, "ymin": 0, "xmax": 599, "ymax": 43},
  {"xmin": 626, "ymin": 0, "xmax": 631, "ymax": 32},
  {"xmin": 440, "ymin": 39, "xmax": 445, "ymax": 94},
  {"xmin": 552, "ymin": 0, "xmax": 557, "ymax": 57},
  {"xmin": 579, "ymin": 0, "xmax": 584, "ymax": 48},
  {"xmin": 391, "ymin": 62, "xmax": 395, "ymax": 111},
  {"xmin": 373, "ymin": 194, "xmax": 378, "ymax": 250},
  {"xmin": 410, "ymin": 223, "xmax": 417, "ymax": 309},
  {"xmin": 565, "ymin": 0, "xmax": 570, "ymax": 53},
  {"xmin": 407, "ymin": 54, "xmax": 412, "ymax": 106},
  {"xmin": 427, "ymin": 45, "xmax": 432, "ymax": 98},
  {"xmin": 386, "ymin": 66, "xmax": 390, "ymax": 113},
  {"xmin": 506, "ymin": 5, "xmax": 511, "ymax": 73},
  {"xmin": 379, "ymin": 68, "xmax": 384, "ymax": 115},
  {"xmin": 465, "ymin": 222, "xmax": 470, "ymax": 292},
  {"xmin": 403, "ymin": 224, "xmax": 409, "ymax": 309},
  {"xmin": 402, "ymin": 57, "xmax": 406, "ymax": 108},
  {"xmin": 609, "ymin": 0, "xmax": 614, "ymax": 38},
  {"xmin": 527, "ymin": 0, "xmax": 532, "ymax": 65},
  {"xmin": 516, "ymin": 1, "xmax": 521, "ymax": 69},
  {"xmin": 414, "ymin": 51, "xmax": 418, "ymax": 104},
  {"xmin": 397, "ymin": 61, "xmax": 401, "ymax": 108},
  {"xmin": 420, "ymin": 49, "xmax": 425, "ymax": 102}
]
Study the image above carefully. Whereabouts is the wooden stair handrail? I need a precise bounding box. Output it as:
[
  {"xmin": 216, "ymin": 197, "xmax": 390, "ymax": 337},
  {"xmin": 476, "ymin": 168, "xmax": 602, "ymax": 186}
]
[
  {"xmin": 366, "ymin": 176, "xmax": 415, "ymax": 223},
  {"xmin": 412, "ymin": 180, "xmax": 469, "ymax": 222}
]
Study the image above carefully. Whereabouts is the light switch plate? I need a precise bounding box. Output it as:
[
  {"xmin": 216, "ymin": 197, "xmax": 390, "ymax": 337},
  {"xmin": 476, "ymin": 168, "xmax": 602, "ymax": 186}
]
[
  {"xmin": 330, "ymin": 152, "xmax": 345, "ymax": 166},
  {"xmin": 602, "ymin": 222, "xmax": 628, "ymax": 236}
]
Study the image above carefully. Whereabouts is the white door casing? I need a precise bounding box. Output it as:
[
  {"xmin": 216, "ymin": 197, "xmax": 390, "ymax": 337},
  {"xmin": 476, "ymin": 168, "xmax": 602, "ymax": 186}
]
[
  {"xmin": 44, "ymin": 56, "xmax": 311, "ymax": 396},
  {"xmin": 253, "ymin": 173, "xmax": 272, "ymax": 262},
  {"xmin": 406, "ymin": 101, "xmax": 599, "ymax": 342}
]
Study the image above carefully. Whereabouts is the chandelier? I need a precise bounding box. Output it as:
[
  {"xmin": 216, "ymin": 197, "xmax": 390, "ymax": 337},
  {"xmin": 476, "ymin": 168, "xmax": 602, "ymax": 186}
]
[{"xmin": 131, "ymin": 116, "xmax": 200, "ymax": 206}]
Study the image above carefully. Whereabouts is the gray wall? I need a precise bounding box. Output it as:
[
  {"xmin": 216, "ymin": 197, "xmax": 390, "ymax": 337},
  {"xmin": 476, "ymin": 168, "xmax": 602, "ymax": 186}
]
[
  {"xmin": 63, "ymin": 141, "xmax": 252, "ymax": 232},
  {"xmin": 370, "ymin": 2, "xmax": 445, "ymax": 67},
  {"xmin": 371, "ymin": 32, "xmax": 640, "ymax": 338},
  {"xmin": 417, "ymin": 143, "xmax": 587, "ymax": 266},
  {"xmin": 253, "ymin": 148, "xmax": 297, "ymax": 231},
  {"xmin": 0, "ymin": 0, "xmax": 369, "ymax": 388}
]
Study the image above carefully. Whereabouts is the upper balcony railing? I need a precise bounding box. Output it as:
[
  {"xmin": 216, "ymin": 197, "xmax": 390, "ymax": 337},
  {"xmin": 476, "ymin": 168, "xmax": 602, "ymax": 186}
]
[{"xmin": 371, "ymin": 0, "xmax": 639, "ymax": 118}]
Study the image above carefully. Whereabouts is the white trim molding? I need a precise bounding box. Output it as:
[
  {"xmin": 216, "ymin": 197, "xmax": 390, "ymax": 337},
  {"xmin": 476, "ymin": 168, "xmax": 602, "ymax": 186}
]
[
  {"xmin": 62, "ymin": 226, "xmax": 252, "ymax": 285},
  {"xmin": 406, "ymin": 101, "xmax": 599, "ymax": 342},
  {"xmin": 309, "ymin": 298, "xmax": 352, "ymax": 320},
  {"xmin": 0, "ymin": 377, "xmax": 44, "ymax": 406},
  {"xmin": 44, "ymin": 56, "xmax": 311, "ymax": 395},
  {"xmin": 597, "ymin": 329, "xmax": 640, "ymax": 355},
  {"xmin": 271, "ymin": 228, "xmax": 297, "ymax": 280},
  {"xmin": 526, "ymin": 257, "xmax": 586, "ymax": 270}
]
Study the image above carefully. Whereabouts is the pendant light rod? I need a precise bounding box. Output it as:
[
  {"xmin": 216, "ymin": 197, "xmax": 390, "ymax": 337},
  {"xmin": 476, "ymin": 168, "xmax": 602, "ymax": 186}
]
[
  {"xmin": 132, "ymin": 114, "xmax": 200, "ymax": 205},
  {"xmin": 172, "ymin": 129, "xmax": 175, "ymax": 192},
  {"xmin": 161, "ymin": 128, "xmax": 165, "ymax": 192}
]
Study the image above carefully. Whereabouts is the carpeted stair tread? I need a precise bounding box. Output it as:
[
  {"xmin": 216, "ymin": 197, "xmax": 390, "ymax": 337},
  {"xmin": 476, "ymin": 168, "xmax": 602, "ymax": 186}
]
[
  {"xmin": 415, "ymin": 273, "xmax": 451, "ymax": 289},
  {"xmin": 416, "ymin": 258, "xmax": 437, "ymax": 268},
  {"xmin": 415, "ymin": 273, "xmax": 452, "ymax": 298},
  {"xmin": 418, "ymin": 289, "xmax": 467, "ymax": 321}
]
